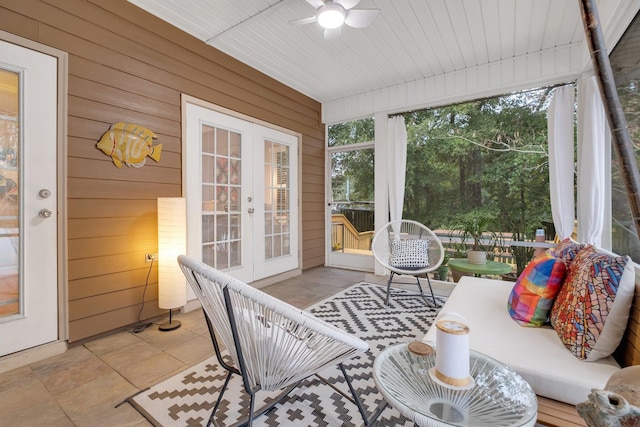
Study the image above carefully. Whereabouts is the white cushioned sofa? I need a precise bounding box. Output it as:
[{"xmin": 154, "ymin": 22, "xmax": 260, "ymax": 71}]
[
  {"xmin": 424, "ymin": 276, "xmax": 620, "ymax": 405},
  {"xmin": 423, "ymin": 276, "xmax": 624, "ymax": 405}
]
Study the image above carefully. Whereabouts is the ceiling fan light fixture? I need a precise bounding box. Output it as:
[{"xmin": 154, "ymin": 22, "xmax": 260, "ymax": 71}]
[{"xmin": 317, "ymin": 4, "xmax": 346, "ymax": 29}]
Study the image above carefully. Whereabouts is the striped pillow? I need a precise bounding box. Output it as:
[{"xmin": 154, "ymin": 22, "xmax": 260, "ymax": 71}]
[{"xmin": 508, "ymin": 252, "xmax": 567, "ymax": 327}]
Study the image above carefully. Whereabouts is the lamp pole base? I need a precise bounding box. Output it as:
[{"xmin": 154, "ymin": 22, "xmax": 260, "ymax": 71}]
[
  {"xmin": 159, "ymin": 309, "xmax": 181, "ymax": 331},
  {"xmin": 159, "ymin": 319, "xmax": 181, "ymax": 331}
]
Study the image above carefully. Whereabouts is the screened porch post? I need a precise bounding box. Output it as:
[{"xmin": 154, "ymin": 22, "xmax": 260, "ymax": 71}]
[
  {"xmin": 580, "ymin": 0, "xmax": 640, "ymax": 243},
  {"xmin": 374, "ymin": 111, "xmax": 389, "ymax": 276}
]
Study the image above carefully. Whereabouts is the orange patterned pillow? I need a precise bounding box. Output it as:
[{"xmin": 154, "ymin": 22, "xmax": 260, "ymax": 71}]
[{"xmin": 550, "ymin": 247, "xmax": 635, "ymax": 361}]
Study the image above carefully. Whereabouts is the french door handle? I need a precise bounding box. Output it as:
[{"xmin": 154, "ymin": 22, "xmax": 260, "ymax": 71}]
[
  {"xmin": 39, "ymin": 209, "xmax": 53, "ymax": 218},
  {"xmin": 248, "ymin": 208, "xmax": 255, "ymax": 214}
]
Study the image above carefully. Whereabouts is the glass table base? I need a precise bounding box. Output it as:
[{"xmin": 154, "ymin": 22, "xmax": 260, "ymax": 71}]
[{"xmin": 373, "ymin": 342, "xmax": 538, "ymax": 427}]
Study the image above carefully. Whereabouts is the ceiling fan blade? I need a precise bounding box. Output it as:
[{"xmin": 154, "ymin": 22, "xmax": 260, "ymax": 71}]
[
  {"xmin": 334, "ymin": 0, "xmax": 360, "ymax": 10},
  {"xmin": 324, "ymin": 27, "xmax": 342, "ymax": 40},
  {"xmin": 344, "ymin": 8, "xmax": 380, "ymax": 28},
  {"xmin": 304, "ymin": 0, "xmax": 325, "ymax": 8},
  {"xmin": 289, "ymin": 16, "xmax": 318, "ymax": 25}
]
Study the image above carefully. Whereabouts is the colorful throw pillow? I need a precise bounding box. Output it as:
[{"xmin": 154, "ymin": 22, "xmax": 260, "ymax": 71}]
[
  {"xmin": 552, "ymin": 238, "xmax": 590, "ymax": 270},
  {"xmin": 507, "ymin": 253, "xmax": 567, "ymax": 327},
  {"xmin": 390, "ymin": 239, "xmax": 430, "ymax": 270},
  {"xmin": 550, "ymin": 247, "xmax": 635, "ymax": 361}
]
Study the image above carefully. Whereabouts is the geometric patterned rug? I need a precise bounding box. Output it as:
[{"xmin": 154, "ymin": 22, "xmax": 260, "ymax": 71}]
[{"xmin": 128, "ymin": 282, "xmax": 446, "ymax": 426}]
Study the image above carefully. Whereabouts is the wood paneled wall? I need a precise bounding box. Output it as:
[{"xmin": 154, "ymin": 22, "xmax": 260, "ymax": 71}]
[{"xmin": 0, "ymin": 0, "xmax": 325, "ymax": 341}]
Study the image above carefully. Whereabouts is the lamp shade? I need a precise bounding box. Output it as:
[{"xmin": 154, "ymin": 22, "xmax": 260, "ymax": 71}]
[{"xmin": 158, "ymin": 197, "xmax": 187, "ymax": 310}]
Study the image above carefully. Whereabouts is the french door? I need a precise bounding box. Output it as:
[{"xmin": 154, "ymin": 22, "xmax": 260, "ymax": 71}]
[
  {"xmin": 184, "ymin": 101, "xmax": 299, "ymax": 284},
  {"xmin": 0, "ymin": 41, "xmax": 58, "ymax": 356}
]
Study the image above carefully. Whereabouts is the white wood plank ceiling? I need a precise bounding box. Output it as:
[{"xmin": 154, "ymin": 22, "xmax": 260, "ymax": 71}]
[{"xmin": 128, "ymin": 0, "xmax": 639, "ymax": 120}]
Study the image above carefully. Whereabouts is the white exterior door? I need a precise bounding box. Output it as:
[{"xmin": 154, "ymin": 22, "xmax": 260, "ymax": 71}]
[
  {"xmin": 184, "ymin": 102, "xmax": 298, "ymax": 284},
  {"xmin": 0, "ymin": 41, "xmax": 58, "ymax": 356}
]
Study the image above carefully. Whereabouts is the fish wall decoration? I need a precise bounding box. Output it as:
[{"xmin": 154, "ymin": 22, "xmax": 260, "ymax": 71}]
[{"xmin": 96, "ymin": 122, "xmax": 162, "ymax": 168}]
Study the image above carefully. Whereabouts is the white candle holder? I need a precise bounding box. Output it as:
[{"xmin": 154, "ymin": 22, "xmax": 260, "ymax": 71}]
[{"xmin": 429, "ymin": 312, "xmax": 475, "ymax": 389}]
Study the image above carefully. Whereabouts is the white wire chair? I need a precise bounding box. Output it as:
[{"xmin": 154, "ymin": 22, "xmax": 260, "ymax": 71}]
[
  {"xmin": 371, "ymin": 220, "xmax": 445, "ymax": 306},
  {"xmin": 177, "ymin": 255, "xmax": 377, "ymax": 427}
]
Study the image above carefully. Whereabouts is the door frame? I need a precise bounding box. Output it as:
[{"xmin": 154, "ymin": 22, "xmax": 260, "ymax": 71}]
[
  {"xmin": 324, "ymin": 112, "xmax": 389, "ymax": 274},
  {"xmin": 0, "ymin": 31, "xmax": 68, "ymax": 371},
  {"xmin": 325, "ymin": 141, "xmax": 376, "ymax": 272},
  {"xmin": 180, "ymin": 94, "xmax": 303, "ymax": 292}
]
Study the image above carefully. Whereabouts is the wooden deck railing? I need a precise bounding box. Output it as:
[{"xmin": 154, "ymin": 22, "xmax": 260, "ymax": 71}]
[
  {"xmin": 433, "ymin": 229, "xmax": 556, "ymax": 266},
  {"xmin": 329, "ymin": 217, "xmax": 556, "ymax": 269},
  {"xmin": 331, "ymin": 214, "xmax": 374, "ymax": 251}
]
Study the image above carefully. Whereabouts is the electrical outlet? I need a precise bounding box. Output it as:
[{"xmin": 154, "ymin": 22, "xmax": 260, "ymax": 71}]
[{"xmin": 145, "ymin": 253, "xmax": 158, "ymax": 263}]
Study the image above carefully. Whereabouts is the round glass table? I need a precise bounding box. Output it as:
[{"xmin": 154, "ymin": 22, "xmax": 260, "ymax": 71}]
[
  {"xmin": 373, "ymin": 342, "xmax": 538, "ymax": 427},
  {"xmin": 448, "ymin": 259, "xmax": 512, "ymax": 277}
]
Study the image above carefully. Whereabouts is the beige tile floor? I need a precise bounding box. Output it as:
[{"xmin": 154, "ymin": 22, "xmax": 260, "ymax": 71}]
[{"xmin": 0, "ymin": 267, "xmax": 453, "ymax": 427}]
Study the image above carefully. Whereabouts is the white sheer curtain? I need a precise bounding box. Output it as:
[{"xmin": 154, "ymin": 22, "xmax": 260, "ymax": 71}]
[
  {"xmin": 548, "ymin": 85, "xmax": 576, "ymax": 240},
  {"xmin": 387, "ymin": 116, "xmax": 407, "ymax": 224},
  {"xmin": 577, "ymin": 76, "xmax": 607, "ymax": 246}
]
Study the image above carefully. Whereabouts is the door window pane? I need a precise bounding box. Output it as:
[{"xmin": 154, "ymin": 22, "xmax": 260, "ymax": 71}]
[
  {"xmin": 264, "ymin": 140, "xmax": 290, "ymax": 260},
  {"xmin": 230, "ymin": 241, "xmax": 241, "ymax": 268},
  {"xmin": 265, "ymin": 236, "xmax": 273, "ymax": 259},
  {"xmin": 202, "ymin": 156, "xmax": 214, "ymax": 182},
  {"xmin": 202, "ymin": 124, "xmax": 241, "ymax": 270},
  {"xmin": 0, "ymin": 69, "xmax": 19, "ymax": 317},
  {"xmin": 202, "ymin": 215, "xmax": 215, "ymax": 242}
]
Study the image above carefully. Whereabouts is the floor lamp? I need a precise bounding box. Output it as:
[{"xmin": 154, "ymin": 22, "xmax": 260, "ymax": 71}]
[{"xmin": 157, "ymin": 197, "xmax": 187, "ymax": 331}]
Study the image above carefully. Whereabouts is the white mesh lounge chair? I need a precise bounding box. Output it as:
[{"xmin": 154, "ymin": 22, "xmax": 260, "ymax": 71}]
[
  {"xmin": 371, "ymin": 220, "xmax": 445, "ymax": 306},
  {"xmin": 177, "ymin": 255, "xmax": 376, "ymax": 427}
]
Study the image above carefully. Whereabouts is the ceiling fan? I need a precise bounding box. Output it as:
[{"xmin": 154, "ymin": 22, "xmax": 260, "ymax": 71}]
[{"xmin": 290, "ymin": 0, "xmax": 381, "ymax": 39}]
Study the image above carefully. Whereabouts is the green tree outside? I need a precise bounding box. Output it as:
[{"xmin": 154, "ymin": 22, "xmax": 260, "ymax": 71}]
[{"xmin": 329, "ymin": 86, "xmax": 560, "ymax": 240}]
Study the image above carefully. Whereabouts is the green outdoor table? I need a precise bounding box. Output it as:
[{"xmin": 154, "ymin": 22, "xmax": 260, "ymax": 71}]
[{"xmin": 448, "ymin": 258, "xmax": 513, "ymax": 277}]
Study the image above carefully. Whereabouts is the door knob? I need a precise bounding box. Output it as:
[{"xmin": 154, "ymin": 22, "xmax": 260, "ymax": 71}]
[
  {"xmin": 39, "ymin": 209, "xmax": 53, "ymax": 218},
  {"xmin": 248, "ymin": 208, "xmax": 255, "ymax": 213}
]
